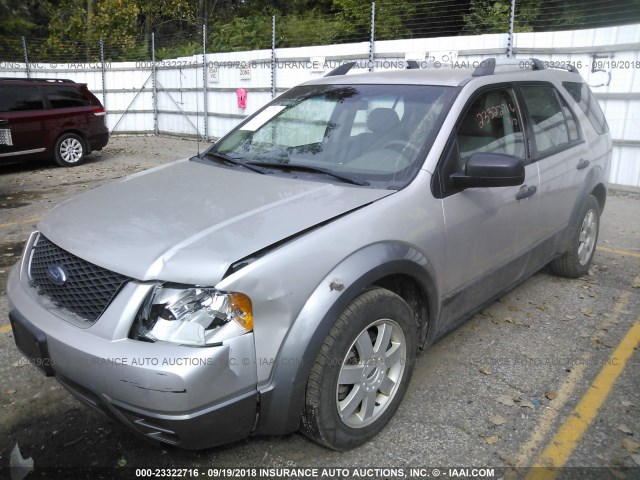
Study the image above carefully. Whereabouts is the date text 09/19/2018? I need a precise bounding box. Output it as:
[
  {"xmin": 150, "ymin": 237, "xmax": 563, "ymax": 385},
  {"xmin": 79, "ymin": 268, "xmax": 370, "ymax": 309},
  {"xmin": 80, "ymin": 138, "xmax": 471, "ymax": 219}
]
[{"xmin": 134, "ymin": 467, "xmax": 497, "ymax": 478}]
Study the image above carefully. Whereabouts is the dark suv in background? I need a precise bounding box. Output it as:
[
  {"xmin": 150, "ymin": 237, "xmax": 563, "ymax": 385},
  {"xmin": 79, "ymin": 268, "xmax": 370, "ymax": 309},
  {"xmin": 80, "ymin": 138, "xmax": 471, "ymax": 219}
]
[{"xmin": 0, "ymin": 77, "xmax": 109, "ymax": 166}]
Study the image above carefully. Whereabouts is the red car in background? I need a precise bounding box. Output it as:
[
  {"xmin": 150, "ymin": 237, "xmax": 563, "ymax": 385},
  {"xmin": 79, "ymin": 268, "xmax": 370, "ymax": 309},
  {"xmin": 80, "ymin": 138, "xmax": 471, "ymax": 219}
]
[{"xmin": 0, "ymin": 77, "xmax": 109, "ymax": 166}]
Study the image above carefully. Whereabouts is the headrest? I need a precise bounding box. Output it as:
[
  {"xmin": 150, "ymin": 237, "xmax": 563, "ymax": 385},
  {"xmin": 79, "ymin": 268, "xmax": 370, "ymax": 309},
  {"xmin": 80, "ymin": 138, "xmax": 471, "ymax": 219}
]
[{"xmin": 367, "ymin": 108, "xmax": 400, "ymax": 134}]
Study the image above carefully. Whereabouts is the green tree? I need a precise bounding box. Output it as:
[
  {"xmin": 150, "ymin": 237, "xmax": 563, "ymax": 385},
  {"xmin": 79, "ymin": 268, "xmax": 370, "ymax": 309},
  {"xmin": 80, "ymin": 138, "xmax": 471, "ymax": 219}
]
[
  {"xmin": 46, "ymin": 0, "xmax": 140, "ymax": 60},
  {"xmin": 138, "ymin": 0, "xmax": 197, "ymax": 38},
  {"xmin": 463, "ymin": 0, "xmax": 539, "ymax": 34},
  {"xmin": 6, "ymin": 0, "xmax": 640, "ymax": 62},
  {"xmin": 209, "ymin": 14, "xmax": 274, "ymax": 52},
  {"xmin": 278, "ymin": 11, "xmax": 343, "ymax": 47},
  {"xmin": 0, "ymin": 0, "xmax": 50, "ymax": 60},
  {"xmin": 332, "ymin": 0, "xmax": 416, "ymax": 41}
]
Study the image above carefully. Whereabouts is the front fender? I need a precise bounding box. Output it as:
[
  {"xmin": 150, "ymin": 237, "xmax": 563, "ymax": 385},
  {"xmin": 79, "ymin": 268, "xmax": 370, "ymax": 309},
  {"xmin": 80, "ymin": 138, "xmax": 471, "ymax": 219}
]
[{"xmin": 254, "ymin": 241, "xmax": 439, "ymax": 436}]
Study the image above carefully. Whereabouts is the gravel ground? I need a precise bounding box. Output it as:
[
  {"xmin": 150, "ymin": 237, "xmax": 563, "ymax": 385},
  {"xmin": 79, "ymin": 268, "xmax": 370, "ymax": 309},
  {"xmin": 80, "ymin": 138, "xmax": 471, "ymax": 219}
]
[{"xmin": 0, "ymin": 136, "xmax": 639, "ymax": 480}]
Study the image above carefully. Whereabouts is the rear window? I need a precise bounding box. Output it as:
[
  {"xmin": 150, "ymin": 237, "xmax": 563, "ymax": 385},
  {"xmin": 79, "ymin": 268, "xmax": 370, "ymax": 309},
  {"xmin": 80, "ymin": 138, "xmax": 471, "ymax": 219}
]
[
  {"xmin": 0, "ymin": 85, "xmax": 44, "ymax": 112},
  {"xmin": 562, "ymin": 81, "xmax": 608, "ymax": 135},
  {"xmin": 45, "ymin": 86, "xmax": 91, "ymax": 108}
]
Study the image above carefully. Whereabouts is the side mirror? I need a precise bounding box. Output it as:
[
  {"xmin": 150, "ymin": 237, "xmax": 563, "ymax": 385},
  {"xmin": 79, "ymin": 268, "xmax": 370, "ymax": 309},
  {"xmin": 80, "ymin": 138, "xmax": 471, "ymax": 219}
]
[{"xmin": 450, "ymin": 153, "xmax": 525, "ymax": 189}]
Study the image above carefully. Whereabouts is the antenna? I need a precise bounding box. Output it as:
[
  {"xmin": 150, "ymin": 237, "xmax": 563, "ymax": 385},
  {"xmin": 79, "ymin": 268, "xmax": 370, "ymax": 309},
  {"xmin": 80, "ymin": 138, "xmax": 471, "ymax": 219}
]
[
  {"xmin": 196, "ymin": 68, "xmax": 200, "ymax": 155},
  {"xmin": 198, "ymin": 23, "xmax": 207, "ymax": 156},
  {"xmin": 179, "ymin": 66, "xmax": 199, "ymax": 155}
]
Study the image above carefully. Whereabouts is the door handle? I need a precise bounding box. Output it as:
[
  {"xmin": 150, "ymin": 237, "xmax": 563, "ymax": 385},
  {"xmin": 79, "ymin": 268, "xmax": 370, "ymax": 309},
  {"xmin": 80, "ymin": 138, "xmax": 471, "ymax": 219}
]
[
  {"xmin": 516, "ymin": 185, "xmax": 537, "ymax": 200},
  {"xmin": 0, "ymin": 118, "xmax": 8, "ymax": 125},
  {"xmin": 576, "ymin": 158, "xmax": 590, "ymax": 170}
]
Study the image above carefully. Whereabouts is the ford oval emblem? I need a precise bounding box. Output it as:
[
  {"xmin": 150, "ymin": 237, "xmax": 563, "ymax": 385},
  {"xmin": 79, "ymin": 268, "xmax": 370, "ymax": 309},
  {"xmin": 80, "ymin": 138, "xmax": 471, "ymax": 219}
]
[{"xmin": 47, "ymin": 265, "xmax": 68, "ymax": 286}]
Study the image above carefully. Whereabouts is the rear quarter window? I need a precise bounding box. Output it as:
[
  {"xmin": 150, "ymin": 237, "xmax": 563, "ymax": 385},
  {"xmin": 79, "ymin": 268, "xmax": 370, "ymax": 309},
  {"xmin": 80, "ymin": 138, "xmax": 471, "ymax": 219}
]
[
  {"xmin": 520, "ymin": 84, "xmax": 571, "ymax": 156},
  {"xmin": 0, "ymin": 85, "xmax": 44, "ymax": 112},
  {"xmin": 562, "ymin": 81, "xmax": 609, "ymax": 135},
  {"xmin": 45, "ymin": 86, "xmax": 91, "ymax": 108}
]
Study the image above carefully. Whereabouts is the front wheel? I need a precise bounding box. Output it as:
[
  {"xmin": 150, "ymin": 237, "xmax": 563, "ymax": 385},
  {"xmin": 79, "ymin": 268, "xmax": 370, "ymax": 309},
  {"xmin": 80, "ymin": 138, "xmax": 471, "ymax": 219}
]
[
  {"xmin": 550, "ymin": 194, "xmax": 600, "ymax": 278},
  {"xmin": 54, "ymin": 133, "xmax": 87, "ymax": 167},
  {"xmin": 301, "ymin": 288, "xmax": 418, "ymax": 450}
]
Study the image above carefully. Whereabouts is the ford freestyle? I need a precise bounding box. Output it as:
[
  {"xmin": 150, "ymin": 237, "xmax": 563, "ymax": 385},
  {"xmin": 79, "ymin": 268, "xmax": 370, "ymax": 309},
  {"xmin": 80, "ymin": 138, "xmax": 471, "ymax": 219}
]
[{"xmin": 7, "ymin": 58, "xmax": 611, "ymax": 450}]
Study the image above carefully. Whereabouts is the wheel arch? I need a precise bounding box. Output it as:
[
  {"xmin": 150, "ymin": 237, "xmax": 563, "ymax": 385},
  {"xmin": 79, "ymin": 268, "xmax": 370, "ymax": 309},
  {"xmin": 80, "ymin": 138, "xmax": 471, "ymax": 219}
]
[
  {"xmin": 562, "ymin": 166, "xmax": 606, "ymax": 251},
  {"xmin": 56, "ymin": 129, "xmax": 88, "ymax": 146},
  {"xmin": 371, "ymin": 273, "xmax": 430, "ymax": 346},
  {"xmin": 254, "ymin": 241, "xmax": 439, "ymax": 437},
  {"xmin": 591, "ymin": 182, "xmax": 607, "ymax": 213}
]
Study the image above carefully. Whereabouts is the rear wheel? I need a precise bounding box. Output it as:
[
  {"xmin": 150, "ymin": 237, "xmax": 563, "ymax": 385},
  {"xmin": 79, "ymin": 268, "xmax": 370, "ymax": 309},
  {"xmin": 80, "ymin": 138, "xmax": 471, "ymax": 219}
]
[
  {"xmin": 550, "ymin": 194, "xmax": 600, "ymax": 278},
  {"xmin": 301, "ymin": 288, "xmax": 418, "ymax": 450},
  {"xmin": 54, "ymin": 133, "xmax": 87, "ymax": 167}
]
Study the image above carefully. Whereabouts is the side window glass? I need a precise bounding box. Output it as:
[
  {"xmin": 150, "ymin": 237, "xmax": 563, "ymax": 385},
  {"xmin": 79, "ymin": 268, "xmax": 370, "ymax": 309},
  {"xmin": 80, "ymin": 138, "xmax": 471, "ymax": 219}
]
[
  {"xmin": 46, "ymin": 87, "xmax": 90, "ymax": 109},
  {"xmin": 520, "ymin": 85, "xmax": 569, "ymax": 156},
  {"xmin": 0, "ymin": 86, "xmax": 44, "ymax": 112},
  {"xmin": 562, "ymin": 81, "xmax": 608, "ymax": 135},
  {"xmin": 563, "ymin": 81, "xmax": 582, "ymax": 104},
  {"xmin": 454, "ymin": 88, "xmax": 524, "ymax": 171},
  {"xmin": 559, "ymin": 95, "xmax": 579, "ymax": 142}
]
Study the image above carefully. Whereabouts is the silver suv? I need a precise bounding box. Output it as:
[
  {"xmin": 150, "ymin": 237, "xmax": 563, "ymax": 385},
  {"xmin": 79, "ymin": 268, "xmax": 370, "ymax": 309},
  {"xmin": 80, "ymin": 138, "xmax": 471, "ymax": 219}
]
[{"xmin": 8, "ymin": 58, "xmax": 611, "ymax": 450}]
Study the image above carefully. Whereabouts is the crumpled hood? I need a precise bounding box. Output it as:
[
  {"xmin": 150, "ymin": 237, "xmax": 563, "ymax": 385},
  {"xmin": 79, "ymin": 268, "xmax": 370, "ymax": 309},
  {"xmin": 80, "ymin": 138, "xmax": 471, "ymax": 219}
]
[{"xmin": 39, "ymin": 159, "xmax": 392, "ymax": 285}]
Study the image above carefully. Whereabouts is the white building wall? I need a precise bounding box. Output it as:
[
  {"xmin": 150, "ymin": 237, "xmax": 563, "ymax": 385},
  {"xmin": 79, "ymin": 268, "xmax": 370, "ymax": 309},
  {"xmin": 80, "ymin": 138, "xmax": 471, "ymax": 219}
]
[{"xmin": 1, "ymin": 24, "xmax": 639, "ymax": 187}]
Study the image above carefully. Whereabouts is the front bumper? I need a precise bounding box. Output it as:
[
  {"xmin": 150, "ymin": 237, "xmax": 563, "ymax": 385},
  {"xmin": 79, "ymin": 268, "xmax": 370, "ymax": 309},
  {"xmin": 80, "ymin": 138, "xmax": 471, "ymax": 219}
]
[{"xmin": 7, "ymin": 237, "xmax": 259, "ymax": 449}]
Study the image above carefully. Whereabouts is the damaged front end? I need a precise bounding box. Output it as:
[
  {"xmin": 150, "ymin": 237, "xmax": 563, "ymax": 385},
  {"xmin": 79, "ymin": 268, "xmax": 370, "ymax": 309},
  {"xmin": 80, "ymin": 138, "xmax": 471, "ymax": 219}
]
[{"xmin": 7, "ymin": 232, "xmax": 260, "ymax": 449}]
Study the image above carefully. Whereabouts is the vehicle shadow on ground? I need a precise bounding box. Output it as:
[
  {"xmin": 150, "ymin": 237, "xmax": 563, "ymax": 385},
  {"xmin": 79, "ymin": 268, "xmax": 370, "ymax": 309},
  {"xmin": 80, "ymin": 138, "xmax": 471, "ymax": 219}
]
[
  {"xmin": 0, "ymin": 151, "xmax": 116, "ymax": 176},
  {"xmin": 0, "ymin": 158, "xmax": 52, "ymax": 175},
  {"xmin": 2, "ymin": 403, "xmax": 265, "ymax": 470}
]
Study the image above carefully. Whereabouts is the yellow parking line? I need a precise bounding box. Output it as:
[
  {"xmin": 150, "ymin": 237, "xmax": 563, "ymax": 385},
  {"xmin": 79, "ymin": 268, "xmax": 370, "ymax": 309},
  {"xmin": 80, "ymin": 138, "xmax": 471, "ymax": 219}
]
[
  {"xmin": 515, "ymin": 290, "xmax": 632, "ymax": 466},
  {"xmin": 526, "ymin": 317, "xmax": 640, "ymax": 479},
  {"xmin": 597, "ymin": 246, "xmax": 640, "ymax": 259},
  {"xmin": 0, "ymin": 216, "xmax": 42, "ymax": 229},
  {"xmin": 0, "ymin": 324, "xmax": 12, "ymax": 334}
]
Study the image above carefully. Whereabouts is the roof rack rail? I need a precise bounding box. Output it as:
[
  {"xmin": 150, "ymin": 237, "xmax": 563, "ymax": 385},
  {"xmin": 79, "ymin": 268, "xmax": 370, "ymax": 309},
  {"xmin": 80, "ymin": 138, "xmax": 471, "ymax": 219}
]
[
  {"xmin": 530, "ymin": 58, "xmax": 545, "ymax": 71},
  {"xmin": 324, "ymin": 61, "xmax": 357, "ymax": 77},
  {"xmin": 471, "ymin": 58, "xmax": 497, "ymax": 77},
  {"xmin": 472, "ymin": 58, "xmax": 535, "ymax": 77},
  {"xmin": 552, "ymin": 62, "xmax": 580, "ymax": 74},
  {"xmin": 527, "ymin": 58, "xmax": 579, "ymax": 74},
  {"xmin": 0, "ymin": 77, "xmax": 75, "ymax": 83},
  {"xmin": 472, "ymin": 57, "xmax": 580, "ymax": 77}
]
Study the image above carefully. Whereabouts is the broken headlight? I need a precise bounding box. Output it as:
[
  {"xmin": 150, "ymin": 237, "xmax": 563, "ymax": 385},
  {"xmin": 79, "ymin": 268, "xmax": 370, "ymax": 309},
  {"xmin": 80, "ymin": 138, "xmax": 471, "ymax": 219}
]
[{"xmin": 132, "ymin": 284, "xmax": 253, "ymax": 346}]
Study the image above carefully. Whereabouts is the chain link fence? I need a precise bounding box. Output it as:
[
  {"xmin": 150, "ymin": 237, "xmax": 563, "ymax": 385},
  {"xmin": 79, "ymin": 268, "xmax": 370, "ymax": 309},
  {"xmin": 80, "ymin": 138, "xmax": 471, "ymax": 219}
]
[
  {"xmin": 2, "ymin": 1, "xmax": 640, "ymax": 186},
  {"xmin": 3, "ymin": 1, "xmax": 640, "ymax": 66}
]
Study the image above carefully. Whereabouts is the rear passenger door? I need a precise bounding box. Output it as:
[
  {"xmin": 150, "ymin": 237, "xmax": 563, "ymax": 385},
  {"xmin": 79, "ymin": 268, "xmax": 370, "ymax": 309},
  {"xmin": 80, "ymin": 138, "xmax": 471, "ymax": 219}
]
[
  {"xmin": 437, "ymin": 85, "xmax": 540, "ymax": 324},
  {"xmin": 517, "ymin": 83, "xmax": 588, "ymax": 253},
  {"xmin": 0, "ymin": 85, "xmax": 46, "ymax": 159}
]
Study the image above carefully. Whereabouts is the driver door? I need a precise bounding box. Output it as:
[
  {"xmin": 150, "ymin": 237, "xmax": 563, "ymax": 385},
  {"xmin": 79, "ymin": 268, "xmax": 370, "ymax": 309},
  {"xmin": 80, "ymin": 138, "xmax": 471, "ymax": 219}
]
[{"xmin": 437, "ymin": 86, "xmax": 541, "ymax": 325}]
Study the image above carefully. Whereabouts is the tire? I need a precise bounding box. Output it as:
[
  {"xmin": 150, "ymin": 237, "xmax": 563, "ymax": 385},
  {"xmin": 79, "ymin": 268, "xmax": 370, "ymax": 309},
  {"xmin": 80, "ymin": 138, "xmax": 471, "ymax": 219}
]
[
  {"xmin": 54, "ymin": 133, "xmax": 87, "ymax": 167},
  {"xmin": 301, "ymin": 287, "xmax": 418, "ymax": 450},
  {"xmin": 550, "ymin": 194, "xmax": 600, "ymax": 278}
]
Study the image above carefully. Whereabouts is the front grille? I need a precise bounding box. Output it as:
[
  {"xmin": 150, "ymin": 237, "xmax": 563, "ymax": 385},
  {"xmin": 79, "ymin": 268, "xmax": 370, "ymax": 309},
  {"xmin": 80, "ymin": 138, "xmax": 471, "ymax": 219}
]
[{"xmin": 29, "ymin": 234, "xmax": 130, "ymax": 322}]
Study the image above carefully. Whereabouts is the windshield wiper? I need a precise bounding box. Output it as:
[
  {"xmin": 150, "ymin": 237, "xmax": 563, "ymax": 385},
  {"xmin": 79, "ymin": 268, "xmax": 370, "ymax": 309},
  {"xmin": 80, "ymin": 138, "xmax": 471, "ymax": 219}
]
[
  {"xmin": 202, "ymin": 151, "xmax": 270, "ymax": 174},
  {"xmin": 246, "ymin": 161, "xmax": 370, "ymax": 186}
]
